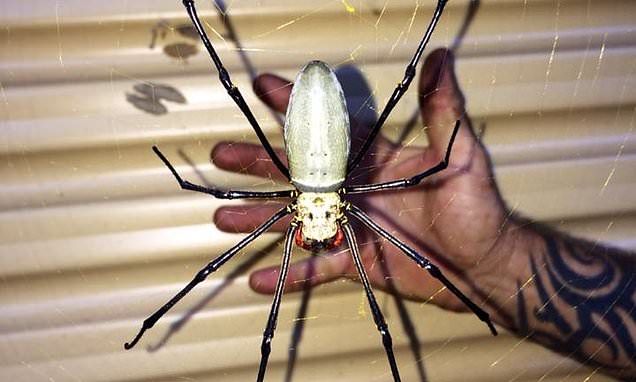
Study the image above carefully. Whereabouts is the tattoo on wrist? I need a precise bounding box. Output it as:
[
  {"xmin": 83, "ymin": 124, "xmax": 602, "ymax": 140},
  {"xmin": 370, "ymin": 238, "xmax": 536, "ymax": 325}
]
[{"xmin": 516, "ymin": 232, "xmax": 635, "ymax": 378}]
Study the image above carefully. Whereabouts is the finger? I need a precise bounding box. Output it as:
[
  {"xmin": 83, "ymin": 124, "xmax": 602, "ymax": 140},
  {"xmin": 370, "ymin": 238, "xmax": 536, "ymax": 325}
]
[
  {"xmin": 213, "ymin": 203, "xmax": 290, "ymax": 233},
  {"xmin": 253, "ymin": 73, "xmax": 293, "ymax": 114},
  {"xmin": 249, "ymin": 250, "xmax": 352, "ymax": 294},
  {"xmin": 211, "ymin": 141, "xmax": 289, "ymax": 181},
  {"xmin": 418, "ymin": 48, "xmax": 480, "ymax": 166}
]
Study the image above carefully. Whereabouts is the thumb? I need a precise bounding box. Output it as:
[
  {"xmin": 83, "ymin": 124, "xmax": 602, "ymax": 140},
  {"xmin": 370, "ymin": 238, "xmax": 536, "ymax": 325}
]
[{"xmin": 419, "ymin": 48, "xmax": 478, "ymax": 166}]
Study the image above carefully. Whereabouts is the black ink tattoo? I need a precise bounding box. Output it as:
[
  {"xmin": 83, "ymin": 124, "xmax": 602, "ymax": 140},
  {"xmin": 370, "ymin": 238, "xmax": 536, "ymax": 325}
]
[{"xmin": 517, "ymin": 233, "xmax": 635, "ymax": 379}]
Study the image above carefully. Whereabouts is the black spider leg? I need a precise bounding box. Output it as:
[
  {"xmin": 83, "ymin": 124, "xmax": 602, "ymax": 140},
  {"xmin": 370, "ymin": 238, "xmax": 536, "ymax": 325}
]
[
  {"xmin": 347, "ymin": 0, "xmax": 449, "ymax": 175},
  {"xmin": 345, "ymin": 120, "xmax": 459, "ymax": 194},
  {"xmin": 346, "ymin": 203, "xmax": 498, "ymax": 336},
  {"xmin": 124, "ymin": 204, "xmax": 292, "ymax": 350},
  {"xmin": 341, "ymin": 221, "xmax": 402, "ymax": 382},
  {"xmin": 182, "ymin": 0, "xmax": 290, "ymax": 180},
  {"xmin": 212, "ymin": 0, "xmax": 285, "ymax": 128},
  {"xmin": 153, "ymin": 146, "xmax": 293, "ymax": 199},
  {"xmin": 256, "ymin": 224, "xmax": 297, "ymax": 382}
]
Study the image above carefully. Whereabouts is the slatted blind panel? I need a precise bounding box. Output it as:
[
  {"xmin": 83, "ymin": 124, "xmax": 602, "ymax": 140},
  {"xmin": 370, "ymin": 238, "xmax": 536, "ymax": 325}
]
[{"xmin": 1, "ymin": 0, "xmax": 634, "ymax": 381}]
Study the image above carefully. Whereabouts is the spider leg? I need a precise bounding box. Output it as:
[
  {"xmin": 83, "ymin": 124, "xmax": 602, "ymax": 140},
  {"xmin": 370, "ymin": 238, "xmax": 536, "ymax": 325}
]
[
  {"xmin": 345, "ymin": 120, "xmax": 459, "ymax": 194},
  {"xmin": 124, "ymin": 204, "xmax": 292, "ymax": 350},
  {"xmin": 256, "ymin": 224, "xmax": 297, "ymax": 382},
  {"xmin": 347, "ymin": 0, "xmax": 449, "ymax": 175},
  {"xmin": 182, "ymin": 0, "xmax": 290, "ymax": 180},
  {"xmin": 153, "ymin": 146, "xmax": 294, "ymax": 199},
  {"xmin": 341, "ymin": 221, "xmax": 402, "ymax": 382},
  {"xmin": 347, "ymin": 203, "xmax": 498, "ymax": 336}
]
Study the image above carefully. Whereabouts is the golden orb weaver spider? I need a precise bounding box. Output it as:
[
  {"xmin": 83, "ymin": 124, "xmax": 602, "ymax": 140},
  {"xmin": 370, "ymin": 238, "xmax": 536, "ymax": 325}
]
[{"xmin": 125, "ymin": 1, "xmax": 498, "ymax": 381}]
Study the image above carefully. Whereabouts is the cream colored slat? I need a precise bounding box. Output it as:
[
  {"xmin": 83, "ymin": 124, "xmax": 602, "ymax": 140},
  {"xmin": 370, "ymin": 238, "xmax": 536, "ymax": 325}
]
[
  {"xmin": 0, "ymin": 0, "xmax": 490, "ymax": 27},
  {"xmin": 0, "ymin": 194, "xmax": 218, "ymax": 243},
  {"xmin": 145, "ymin": 346, "xmax": 610, "ymax": 382},
  {"xmin": 0, "ymin": 107, "xmax": 256, "ymax": 156},
  {"xmin": 520, "ymin": 375, "xmax": 612, "ymax": 382},
  {"xmin": 384, "ymin": 104, "xmax": 636, "ymax": 171},
  {"xmin": 480, "ymin": 106, "xmax": 636, "ymax": 166},
  {"xmin": 0, "ymin": 288, "xmax": 608, "ymax": 382},
  {"xmin": 2, "ymin": 1, "xmax": 634, "ymax": 86},
  {"xmin": 497, "ymin": 154, "xmax": 636, "ymax": 220},
  {"xmin": 552, "ymin": 213, "xmax": 636, "ymax": 251},
  {"xmin": 0, "ymin": 0, "xmax": 182, "ymax": 27},
  {"xmin": 0, "ymin": 245, "xmax": 291, "ymax": 312},
  {"xmin": 0, "ymin": 137, "xmax": 291, "ymax": 211},
  {"xmin": 0, "ymin": 271, "xmax": 353, "ymax": 335},
  {"xmin": 0, "ymin": 222, "xmax": 245, "ymax": 279},
  {"xmin": 1, "ymin": 337, "xmax": 607, "ymax": 382},
  {"xmin": 145, "ymin": 351, "xmax": 609, "ymax": 382},
  {"xmin": 0, "ymin": 157, "xmax": 223, "ymax": 211}
]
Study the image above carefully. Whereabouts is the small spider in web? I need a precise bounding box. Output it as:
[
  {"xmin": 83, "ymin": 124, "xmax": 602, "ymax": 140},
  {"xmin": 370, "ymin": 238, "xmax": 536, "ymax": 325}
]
[{"xmin": 125, "ymin": 1, "xmax": 498, "ymax": 381}]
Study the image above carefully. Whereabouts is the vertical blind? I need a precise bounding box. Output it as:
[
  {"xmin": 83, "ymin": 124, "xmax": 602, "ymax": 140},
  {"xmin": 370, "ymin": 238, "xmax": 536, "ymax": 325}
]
[{"xmin": 1, "ymin": 0, "xmax": 634, "ymax": 381}]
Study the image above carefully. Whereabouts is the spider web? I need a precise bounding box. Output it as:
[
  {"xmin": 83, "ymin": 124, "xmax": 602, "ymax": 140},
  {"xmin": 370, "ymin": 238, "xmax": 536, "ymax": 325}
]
[{"xmin": 0, "ymin": 0, "xmax": 634, "ymax": 381}]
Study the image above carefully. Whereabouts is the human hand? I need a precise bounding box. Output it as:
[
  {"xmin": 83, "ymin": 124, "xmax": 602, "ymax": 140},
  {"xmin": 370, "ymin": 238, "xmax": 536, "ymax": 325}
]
[{"xmin": 212, "ymin": 48, "xmax": 515, "ymax": 316}]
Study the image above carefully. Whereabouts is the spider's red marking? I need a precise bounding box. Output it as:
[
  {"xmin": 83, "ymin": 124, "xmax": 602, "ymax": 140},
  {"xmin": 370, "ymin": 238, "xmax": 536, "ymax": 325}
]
[
  {"xmin": 294, "ymin": 224, "xmax": 345, "ymax": 251},
  {"xmin": 294, "ymin": 224, "xmax": 309, "ymax": 249},
  {"xmin": 330, "ymin": 226, "xmax": 345, "ymax": 248}
]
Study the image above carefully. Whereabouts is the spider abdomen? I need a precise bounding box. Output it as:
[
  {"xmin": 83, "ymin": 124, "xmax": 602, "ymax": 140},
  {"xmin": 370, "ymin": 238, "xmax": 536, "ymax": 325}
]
[{"xmin": 284, "ymin": 61, "xmax": 350, "ymax": 192}]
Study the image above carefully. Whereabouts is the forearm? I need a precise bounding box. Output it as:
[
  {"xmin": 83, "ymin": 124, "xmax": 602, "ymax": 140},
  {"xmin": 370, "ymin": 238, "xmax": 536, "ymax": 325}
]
[{"xmin": 485, "ymin": 219, "xmax": 636, "ymax": 380}]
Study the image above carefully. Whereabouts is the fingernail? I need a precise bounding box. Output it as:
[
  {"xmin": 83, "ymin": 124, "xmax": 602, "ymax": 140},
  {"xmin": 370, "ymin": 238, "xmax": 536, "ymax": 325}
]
[
  {"xmin": 252, "ymin": 75, "xmax": 267, "ymax": 98},
  {"xmin": 210, "ymin": 141, "xmax": 231, "ymax": 165},
  {"xmin": 253, "ymin": 73, "xmax": 290, "ymax": 98}
]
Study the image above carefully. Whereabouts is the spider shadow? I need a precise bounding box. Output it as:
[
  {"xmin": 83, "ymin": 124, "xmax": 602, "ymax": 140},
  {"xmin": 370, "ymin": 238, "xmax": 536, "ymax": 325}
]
[
  {"xmin": 147, "ymin": 237, "xmax": 284, "ymax": 352},
  {"xmin": 283, "ymin": 257, "xmax": 315, "ymax": 382},
  {"xmin": 378, "ymin": 249, "xmax": 430, "ymax": 382}
]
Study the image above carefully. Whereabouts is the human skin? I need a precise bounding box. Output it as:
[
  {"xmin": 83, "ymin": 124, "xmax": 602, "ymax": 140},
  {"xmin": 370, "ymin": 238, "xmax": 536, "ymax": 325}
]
[{"xmin": 211, "ymin": 48, "xmax": 636, "ymax": 380}]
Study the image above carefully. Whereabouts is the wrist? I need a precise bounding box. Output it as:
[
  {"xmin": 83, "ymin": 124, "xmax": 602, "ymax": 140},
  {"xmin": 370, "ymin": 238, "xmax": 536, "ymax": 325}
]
[{"xmin": 472, "ymin": 217, "xmax": 542, "ymax": 329}]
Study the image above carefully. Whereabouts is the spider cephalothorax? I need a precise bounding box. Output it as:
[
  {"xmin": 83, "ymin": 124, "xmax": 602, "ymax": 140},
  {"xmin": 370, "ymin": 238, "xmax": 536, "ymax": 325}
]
[
  {"xmin": 126, "ymin": 2, "xmax": 497, "ymax": 382},
  {"xmin": 293, "ymin": 192, "xmax": 345, "ymax": 250}
]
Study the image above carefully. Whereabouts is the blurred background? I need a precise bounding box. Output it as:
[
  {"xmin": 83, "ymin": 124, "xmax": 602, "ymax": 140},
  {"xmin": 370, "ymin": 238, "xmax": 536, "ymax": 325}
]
[{"xmin": 1, "ymin": 0, "xmax": 634, "ymax": 381}]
